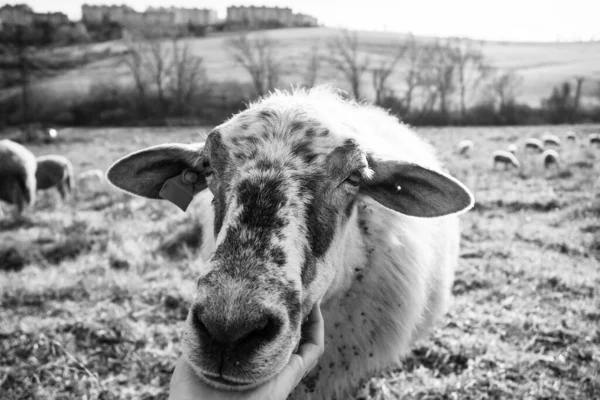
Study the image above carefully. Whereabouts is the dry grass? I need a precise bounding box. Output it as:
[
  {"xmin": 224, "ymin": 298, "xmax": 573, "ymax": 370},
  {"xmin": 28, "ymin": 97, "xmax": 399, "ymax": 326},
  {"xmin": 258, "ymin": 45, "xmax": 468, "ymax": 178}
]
[{"xmin": 1, "ymin": 124, "xmax": 600, "ymax": 399}]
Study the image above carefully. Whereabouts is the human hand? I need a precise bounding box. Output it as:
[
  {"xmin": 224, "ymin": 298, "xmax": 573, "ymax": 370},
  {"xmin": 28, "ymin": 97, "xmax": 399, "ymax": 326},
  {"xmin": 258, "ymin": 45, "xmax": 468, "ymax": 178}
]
[{"xmin": 169, "ymin": 301, "xmax": 325, "ymax": 400}]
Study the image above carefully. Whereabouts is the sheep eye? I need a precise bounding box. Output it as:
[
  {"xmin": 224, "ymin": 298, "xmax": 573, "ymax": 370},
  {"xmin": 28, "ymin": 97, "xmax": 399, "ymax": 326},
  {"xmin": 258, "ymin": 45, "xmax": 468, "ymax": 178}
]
[
  {"xmin": 202, "ymin": 160, "xmax": 213, "ymax": 176},
  {"xmin": 344, "ymin": 172, "xmax": 361, "ymax": 187}
]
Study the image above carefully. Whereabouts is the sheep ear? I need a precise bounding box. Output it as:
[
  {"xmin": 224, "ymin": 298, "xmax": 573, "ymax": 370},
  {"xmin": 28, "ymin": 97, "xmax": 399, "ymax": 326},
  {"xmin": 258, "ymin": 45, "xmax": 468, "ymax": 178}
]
[
  {"xmin": 360, "ymin": 157, "xmax": 474, "ymax": 217},
  {"xmin": 106, "ymin": 143, "xmax": 207, "ymax": 204}
]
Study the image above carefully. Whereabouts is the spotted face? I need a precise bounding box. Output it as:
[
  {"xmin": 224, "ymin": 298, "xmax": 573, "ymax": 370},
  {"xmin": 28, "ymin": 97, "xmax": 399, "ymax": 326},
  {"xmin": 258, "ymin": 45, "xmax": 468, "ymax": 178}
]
[{"xmin": 106, "ymin": 100, "xmax": 474, "ymax": 391}]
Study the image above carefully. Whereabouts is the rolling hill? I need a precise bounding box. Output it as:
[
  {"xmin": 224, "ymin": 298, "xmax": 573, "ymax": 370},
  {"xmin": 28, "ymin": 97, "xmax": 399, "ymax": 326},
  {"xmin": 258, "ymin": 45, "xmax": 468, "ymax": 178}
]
[{"xmin": 3, "ymin": 27, "xmax": 600, "ymax": 113}]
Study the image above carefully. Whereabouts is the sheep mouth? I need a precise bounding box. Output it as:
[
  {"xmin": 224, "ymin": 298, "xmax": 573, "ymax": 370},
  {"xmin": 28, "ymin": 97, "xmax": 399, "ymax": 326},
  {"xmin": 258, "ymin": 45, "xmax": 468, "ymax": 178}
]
[{"xmin": 198, "ymin": 371, "xmax": 275, "ymax": 391}]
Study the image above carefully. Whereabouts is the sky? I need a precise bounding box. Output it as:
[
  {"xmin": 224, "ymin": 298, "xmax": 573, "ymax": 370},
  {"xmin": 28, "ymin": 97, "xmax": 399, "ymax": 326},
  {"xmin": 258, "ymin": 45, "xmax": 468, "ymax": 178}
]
[{"xmin": 9, "ymin": 0, "xmax": 600, "ymax": 42}]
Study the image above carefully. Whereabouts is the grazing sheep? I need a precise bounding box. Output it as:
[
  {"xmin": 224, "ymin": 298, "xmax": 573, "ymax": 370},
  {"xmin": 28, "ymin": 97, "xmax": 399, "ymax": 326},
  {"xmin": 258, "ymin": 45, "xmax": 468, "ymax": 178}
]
[
  {"xmin": 507, "ymin": 144, "xmax": 518, "ymax": 154},
  {"xmin": 542, "ymin": 149, "xmax": 560, "ymax": 171},
  {"xmin": 78, "ymin": 169, "xmax": 104, "ymax": 186},
  {"xmin": 566, "ymin": 131, "xmax": 576, "ymax": 141},
  {"xmin": 457, "ymin": 139, "xmax": 474, "ymax": 156},
  {"xmin": 524, "ymin": 138, "xmax": 544, "ymax": 153},
  {"xmin": 0, "ymin": 139, "xmax": 37, "ymax": 214},
  {"xmin": 590, "ymin": 133, "xmax": 600, "ymax": 146},
  {"xmin": 493, "ymin": 150, "xmax": 520, "ymax": 170},
  {"xmin": 542, "ymin": 133, "xmax": 561, "ymax": 147},
  {"xmin": 35, "ymin": 155, "xmax": 74, "ymax": 200},
  {"xmin": 106, "ymin": 87, "xmax": 474, "ymax": 400}
]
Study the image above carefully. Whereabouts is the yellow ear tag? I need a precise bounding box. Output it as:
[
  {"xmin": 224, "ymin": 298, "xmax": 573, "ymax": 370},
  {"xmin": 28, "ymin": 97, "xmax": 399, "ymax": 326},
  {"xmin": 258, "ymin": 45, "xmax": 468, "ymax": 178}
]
[{"xmin": 159, "ymin": 169, "xmax": 199, "ymax": 212}]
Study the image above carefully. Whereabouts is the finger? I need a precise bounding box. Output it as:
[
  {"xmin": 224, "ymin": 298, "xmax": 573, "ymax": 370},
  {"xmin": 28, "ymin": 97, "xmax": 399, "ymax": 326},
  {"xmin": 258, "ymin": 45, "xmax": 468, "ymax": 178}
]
[
  {"xmin": 300, "ymin": 302, "xmax": 324, "ymax": 349},
  {"xmin": 271, "ymin": 354, "xmax": 307, "ymax": 394}
]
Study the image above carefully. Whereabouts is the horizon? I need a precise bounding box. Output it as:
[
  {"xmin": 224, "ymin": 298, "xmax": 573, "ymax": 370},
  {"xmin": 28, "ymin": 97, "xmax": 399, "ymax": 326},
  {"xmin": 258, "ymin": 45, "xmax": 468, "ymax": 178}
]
[{"xmin": 4, "ymin": 0, "xmax": 600, "ymax": 43}]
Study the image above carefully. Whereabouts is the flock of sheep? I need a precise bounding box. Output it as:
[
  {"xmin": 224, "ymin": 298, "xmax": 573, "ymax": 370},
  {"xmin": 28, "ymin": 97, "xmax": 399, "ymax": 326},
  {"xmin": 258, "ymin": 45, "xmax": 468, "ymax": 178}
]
[
  {"xmin": 458, "ymin": 131, "xmax": 600, "ymax": 173},
  {"xmin": 0, "ymin": 137, "xmax": 104, "ymax": 216}
]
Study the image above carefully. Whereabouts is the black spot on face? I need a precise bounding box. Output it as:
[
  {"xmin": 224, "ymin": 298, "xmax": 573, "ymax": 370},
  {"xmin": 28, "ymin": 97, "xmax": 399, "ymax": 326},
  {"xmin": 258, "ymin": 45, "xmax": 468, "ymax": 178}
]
[
  {"xmin": 301, "ymin": 248, "xmax": 316, "ymax": 288},
  {"xmin": 212, "ymin": 189, "xmax": 227, "ymax": 237},
  {"xmin": 344, "ymin": 198, "xmax": 356, "ymax": 219},
  {"xmin": 259, "ymin": 109, "xmax": 276, "ymax": 120},
  {"xmin": 270, "ymin": 246, "xmax": 286, "ymax": 267},
  {"xmin": 289, "ymin": 120, "xmax": 305, "ymax": 134},
  {"xmin": 237, "ymin": 177, "xmax": 287, "ymax": 229},
  {"xmin": 292, "ymin": 142, "xmax": 318, "ymax": 165}
]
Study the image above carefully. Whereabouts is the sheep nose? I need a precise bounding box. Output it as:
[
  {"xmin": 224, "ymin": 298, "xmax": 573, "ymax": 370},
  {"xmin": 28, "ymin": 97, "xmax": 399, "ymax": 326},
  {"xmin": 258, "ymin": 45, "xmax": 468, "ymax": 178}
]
[{"xmin": 191, "ymin": 305, "xmax": 279, "ymax": 346}]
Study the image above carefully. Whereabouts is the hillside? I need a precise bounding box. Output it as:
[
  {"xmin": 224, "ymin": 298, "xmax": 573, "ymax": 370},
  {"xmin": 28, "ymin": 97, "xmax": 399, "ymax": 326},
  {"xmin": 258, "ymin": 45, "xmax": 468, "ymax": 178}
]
[{"xmin": 3, "ymin": 27, "xmax": 600, "ymax": 112}]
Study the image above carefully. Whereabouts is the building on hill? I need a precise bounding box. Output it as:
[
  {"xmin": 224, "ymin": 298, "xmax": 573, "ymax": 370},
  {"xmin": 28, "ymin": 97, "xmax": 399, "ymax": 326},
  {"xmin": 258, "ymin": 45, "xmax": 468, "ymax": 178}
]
[
  {"xmin": 226, "ymin": 5, "xmax": 293, "ymax": 27},
  {"xmin": 0, "ymin": 4, "xmax": 69, "ymax": 32},
  {"xmin": 0, "ymin": 4, "xmax": 34, "ymax": 26},
  {"xmin": 293, "ymin": 13, "xmax": 318, "ymax": 27},
  {"xmin": 82, "ymin": 4, "xmax": 217, "ymax": 27},
  {"xmin": 226, "ymin": 5, "xmax": 317, "ymax": 28},
  {"xmin": 171, "ymin": 7, "xmax": 218, "ymax": 27},
  {"xmin": 81, "ymin": 4, "xmax": 136, "ymax": 24}
]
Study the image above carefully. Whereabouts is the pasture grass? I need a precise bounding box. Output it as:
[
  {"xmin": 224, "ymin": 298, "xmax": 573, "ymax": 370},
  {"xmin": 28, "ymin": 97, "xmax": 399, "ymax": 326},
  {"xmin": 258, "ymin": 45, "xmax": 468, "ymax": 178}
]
[{"xmin": 1, "ymin": 124, "xmax": 600, "ymax": 399}]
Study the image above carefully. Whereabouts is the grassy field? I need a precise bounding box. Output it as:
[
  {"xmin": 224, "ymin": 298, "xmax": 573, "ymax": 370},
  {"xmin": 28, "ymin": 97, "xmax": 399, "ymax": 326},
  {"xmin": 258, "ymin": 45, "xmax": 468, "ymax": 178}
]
[
  {"xmin": 5, "ymin": 27, "xmax": 600, "ymax": 108},
  {"xmin": 1, "ymin": 124, "xmax": 600, "ymax": 399}
]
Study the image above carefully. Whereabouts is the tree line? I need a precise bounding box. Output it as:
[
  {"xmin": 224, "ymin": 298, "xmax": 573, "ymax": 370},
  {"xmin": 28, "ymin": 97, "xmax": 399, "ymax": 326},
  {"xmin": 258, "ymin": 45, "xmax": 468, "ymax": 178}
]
[{"xmin": 1, "ymin": 29, "xmax": 599, "ymax": 128}]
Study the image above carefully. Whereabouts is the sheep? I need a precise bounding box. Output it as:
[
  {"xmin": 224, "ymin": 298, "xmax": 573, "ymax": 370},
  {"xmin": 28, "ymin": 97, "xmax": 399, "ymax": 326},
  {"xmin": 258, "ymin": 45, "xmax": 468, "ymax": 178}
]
[
  {"xmin": 106, "ymin": 86, "xmax": 474, "ymax": 400},
  {"xmin": 542, "ymin": 149, "xmax": 560, "ymax": 171},
  {"xmin": 35, "ymin": 155, "xmax": 74, "ymax": 200},
  {"xmin": 542, "ymin": 133, "xmax": 561, "ymax": 147},
  {"xmin": 48, "ymin": 128, "xmax": 58, "ymax": 139},
  {"xmin": 457, "ymin": 139, "xmax": 474, "ymax": 156},
  {"xmin": 493, "ymin": 150, "xmax": 520, "ymax": 170},
  {"xmin": 590, "ymin": 133, "xmax": 600, "ymax": 146},
  {"xmin": 507, "ymin": 143, "xmax": 518, "ymax": 154},
  {"xmin": 524, "ymin": 138, "xmax": 544, "ymax": 153},
  {"xmin": 0, "ymin": 139, "xmax": 37, "ymax": 214},
  {"xmin": 566, "ymin": 131, "xmax": 576, "ymax": 141}
]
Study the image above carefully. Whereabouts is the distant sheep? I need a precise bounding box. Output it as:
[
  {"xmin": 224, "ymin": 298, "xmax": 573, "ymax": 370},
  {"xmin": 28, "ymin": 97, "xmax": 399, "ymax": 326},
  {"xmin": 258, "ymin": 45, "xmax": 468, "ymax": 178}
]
[
  {"xmin": 566, "ymin": 131, "xmax": 576, "ymax": 141},
  {"xmin": 77, "ymin": 169, "xmax": 105, "ymax": 191},
  {"xmin": 590, "ymin": 134, "xmax": 600, "ymax": 146},
  {"xmin": 35, "ymin": 155, "xmax": 74, "ymax": 200},
  {"xmin": 0, "ymin": 139, "xmax": 37, "ymax": 214},
  {"xmin": 525, "ymin": 138, "xmax": 544, "ymax": 153},
  {"xmin": 457, "ymin": 139, "xmax": 474, "ymax": 156},
  {"xmin": 542, "ymin": 149, "xmax": 560, "ymax": 171},
  {"xmin": 507, "ymin": 144, "xmax": 518, "ymax": 154},
  {"xmin": 493, "ymin": 150, "xmax": 520, "ymax": 170},
  {"xmin": 542, "ymin": 133, "xmax": 561, "ymax": 147}
]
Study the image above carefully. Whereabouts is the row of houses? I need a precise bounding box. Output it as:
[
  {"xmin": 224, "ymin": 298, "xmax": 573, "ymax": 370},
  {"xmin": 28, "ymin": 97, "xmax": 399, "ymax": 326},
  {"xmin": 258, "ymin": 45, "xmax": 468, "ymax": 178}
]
[
  {"xmin": 81, "ymin": 4, "xmax": 318, "ymax": 29},
  {"xmin": 81, "ymin": 5, "xmax": 218, "ymax": 27},
  {"xmin": 226, "ymin": 6, "xmax": 318, "ymax": 27},
  {"xmin": 0, "ymin": 3, "xmax": 319, "ymax": 36},
  {"xmin": 0, "ymin": 4, "xmax": 69, "ymax": 29}
]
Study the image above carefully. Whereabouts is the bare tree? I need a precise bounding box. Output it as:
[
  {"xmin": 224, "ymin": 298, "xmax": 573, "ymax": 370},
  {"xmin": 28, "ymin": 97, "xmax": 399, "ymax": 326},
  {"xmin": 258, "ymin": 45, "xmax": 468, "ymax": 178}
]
[
  {"xmin": 448, "ymin": 38, "xmax": 488, "ymax": 121},
  {"xmin": 146, "ymin": 39, "xmax": 171, "ymax": 113},
  {"xmin": 168, "ymin": 39, "xmax": 206, "ymax": 115},
  {"xmin": 121, "ymin": 35, "xmax": 206, "ymax": 117},
  {"xmin": 122, "ymin": 38, "xmax": 150, "ymax": 114},
  {"xmin": 572, "ymin": 76, "xmax": 585, "ymax": 117},
  {"xmin": 326, "ymin": 30, "xmax": 370, "ymax": 100},
  {"xmin": 371, "ymin": 43, "xmax": 406, "ymax": 105},
  {"xmin": 402, "ymin": 34, "xmax": 422, "ymax": 113},
  {"xmin": 0, "ymin": 25, "xmax": 52, "ymax": 125},
  {"xmin": 302, "ymin": 44, "xmax": 321, "ymax": 88},
  {"xmin": 227, "ymin": 33, "xmax": 281, "ymax": 97},
  {"xmin": 418, "ymin": 41, "xmax": 456, "ymax": 116},
  {"xmin": 486, "ymin": 69, "xmax": 523, "ymax": 111}
]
